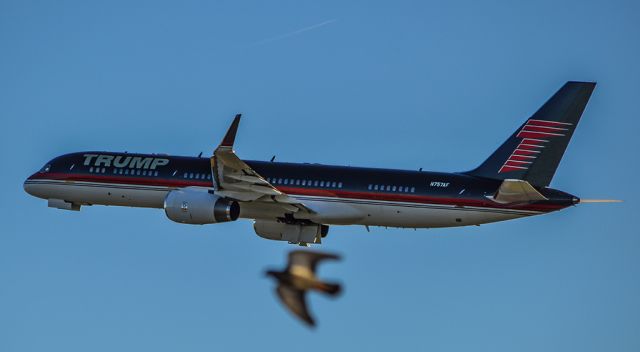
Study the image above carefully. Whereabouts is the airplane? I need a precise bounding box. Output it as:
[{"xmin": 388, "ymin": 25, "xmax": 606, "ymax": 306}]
[{"xmin": 24, "ymin": 81, "xmax": 612, "ymax": 245}]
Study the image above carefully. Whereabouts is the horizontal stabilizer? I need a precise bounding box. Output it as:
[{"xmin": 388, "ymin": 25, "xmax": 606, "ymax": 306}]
[{"xmin": 488, "ymin": 179, "xmax": 548, "ymax": 204}]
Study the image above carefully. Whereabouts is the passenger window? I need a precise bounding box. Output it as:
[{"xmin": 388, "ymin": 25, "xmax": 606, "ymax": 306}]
[
  {"xmin": 374, "ymin": 185, "xmax": 379, "ymax": 190},
  {"xmin": 189, "ymin": 173, "xmax": 194, "ymax": 178},
  {"xmin": 411, "ymin": 187, "xmax": 415, "ymax": 193},
  {"xmin": 301, "ymin": 180, "xmax": 306, "ymax": 186},
  {"xmin": 125, "ymin": 169, "xmax": 130, "ymax": 175},
  {"xmin": 284, "ymin": 179, "xmax": 289, "ymax": 185},
  {"xmin": 313, "ymin": 180, "xmax": 319, "ymax": 187},
  {"xmin": 338, "ymin": 182, "xmax": 342, "ymax": 188},
  {"xmin": 155, "ymin": 171, "xmax": 159, "ymax": 176},
  {"xmin": 392, "ymin": 186, "xmax": 397, "ymax": 191},
  {"xmin": 295, "ymin": 179, "xmax": 300, "ymax": 185},
  {"xmin": 206, "ymin": 174, "xmax": 210, "ymax": 179},
  {"xmin": 277, "ymin": 178, "xmax": 282, "ymax": 184},
  {"xmin": 143, "ymin": 170, "xmax": 148, "ymax": 176},
  {"xmin": 89, "ymin": 167, "xmax": 94, "ymax": 173},
  {"xmin": 320, "ymin": 181, "xmax": 325, "ymax": 187}
]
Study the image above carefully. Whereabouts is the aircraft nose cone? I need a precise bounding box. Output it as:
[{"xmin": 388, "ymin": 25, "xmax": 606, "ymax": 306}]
[{"xmin": 23, "ymin": 174, "xmax": 36, "ymax": 196}]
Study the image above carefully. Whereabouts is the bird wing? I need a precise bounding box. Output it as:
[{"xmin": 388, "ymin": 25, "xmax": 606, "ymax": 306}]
[
  {"xmin": 276, "ymin": 285, "xmax": 315, "ymax": 327},
  {"xmin": 288, "ymin": 250, "xmax": 341, "ymax": 276}
]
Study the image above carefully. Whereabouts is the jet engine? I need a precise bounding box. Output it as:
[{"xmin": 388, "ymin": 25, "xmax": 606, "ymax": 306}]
[
  {"xmin": 164, "ymin": 189, "xmax": 239, "ymax": 224},
  {"xmin": 253, "ymin": 220, "xmax": 328, "ymax": 244}
]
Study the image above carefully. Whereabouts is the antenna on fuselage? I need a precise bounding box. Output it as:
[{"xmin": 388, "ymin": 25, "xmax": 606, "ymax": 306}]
[
  {"xmin": 198, "ymin": 152, "xmax": 203, "ymax": 158},
  {"xmin": 419, "ymin": 167, "xmax": 422, "ymax": 172},
  {"xmin": 270, "ymin": 155, "xmax": 276, "ymax": 162}
]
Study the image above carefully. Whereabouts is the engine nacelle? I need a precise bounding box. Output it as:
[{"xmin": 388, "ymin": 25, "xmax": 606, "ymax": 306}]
[
  {"xmin": 164, "ymin": 189, "xmax": 239, "ymax": 224},
  {"xmin": 253, "ymin": 220, "xmax": 328, "ymax": 244}
]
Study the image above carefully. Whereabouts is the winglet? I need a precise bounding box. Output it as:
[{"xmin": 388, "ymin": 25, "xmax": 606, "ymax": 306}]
[{"xmin": 220, "ymin": 114, "xmax": 242, "ymax": 148}]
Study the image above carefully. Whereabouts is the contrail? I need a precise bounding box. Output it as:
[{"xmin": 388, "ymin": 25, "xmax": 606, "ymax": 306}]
[{"xmin": 252, "ymin": 19, "xmax": 337, "ymax": 45}]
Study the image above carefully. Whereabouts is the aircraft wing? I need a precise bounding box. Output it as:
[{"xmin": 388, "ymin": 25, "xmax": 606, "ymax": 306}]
[{"xmin": 210, "ymin": 115, "xmax": 312, "ymax": 214}]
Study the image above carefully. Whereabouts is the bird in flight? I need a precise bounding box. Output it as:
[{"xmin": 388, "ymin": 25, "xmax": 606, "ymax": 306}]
[{"xmin": 265, "ymin": 250, "xmax": 342, "ymax": 327}]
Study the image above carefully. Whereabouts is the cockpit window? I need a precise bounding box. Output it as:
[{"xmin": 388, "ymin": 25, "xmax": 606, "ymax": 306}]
[{"xmin": 39, "ymin": 164, "xmax": 51, "ymax": 173}]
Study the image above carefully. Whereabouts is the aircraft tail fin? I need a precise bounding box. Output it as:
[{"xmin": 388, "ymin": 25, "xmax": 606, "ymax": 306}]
[{"xmin": 465, "ymin": 81, "xmax": 596, "ymax": 187}]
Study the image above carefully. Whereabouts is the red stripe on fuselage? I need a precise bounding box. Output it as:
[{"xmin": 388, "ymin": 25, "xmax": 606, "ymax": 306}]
[
  {"xmin": 29, "ymin": 172, "xmax": 212, "ymax": 188},
  {"xmin": 29, "ymin": 172, "xmax": 566, "ymax": 213}
]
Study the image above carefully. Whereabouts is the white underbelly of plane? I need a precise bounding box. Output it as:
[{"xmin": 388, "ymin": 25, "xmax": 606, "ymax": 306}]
[
  {"xmin": 24, "ymin": 180, "xmax": 535, "ymax": 228},
  {"xmin": 24, "ymin": 179, "xmax": 169, "ymax": 208}
]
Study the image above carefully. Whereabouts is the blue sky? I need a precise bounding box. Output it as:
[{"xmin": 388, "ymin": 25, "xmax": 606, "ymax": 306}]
[{"xmin": 1, "ymin": 0, "xmax": 639, "ymax": 351}]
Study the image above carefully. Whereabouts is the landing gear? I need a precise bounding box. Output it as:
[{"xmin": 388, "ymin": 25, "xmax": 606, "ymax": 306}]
[{"xmin": 320, "ymin": 225, "xmax": 329, "ymax": 238}]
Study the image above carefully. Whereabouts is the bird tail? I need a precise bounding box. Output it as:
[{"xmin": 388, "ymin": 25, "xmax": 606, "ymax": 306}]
[{"xmin": 314, "ymin": 281, "xmax": 342, "ymax": 296}]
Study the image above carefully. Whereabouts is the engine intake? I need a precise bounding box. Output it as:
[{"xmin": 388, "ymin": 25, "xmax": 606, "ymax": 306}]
[{"xmin": 164, "ymin": 189, "xmax": 239, "ymax": 224}]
